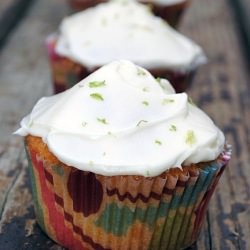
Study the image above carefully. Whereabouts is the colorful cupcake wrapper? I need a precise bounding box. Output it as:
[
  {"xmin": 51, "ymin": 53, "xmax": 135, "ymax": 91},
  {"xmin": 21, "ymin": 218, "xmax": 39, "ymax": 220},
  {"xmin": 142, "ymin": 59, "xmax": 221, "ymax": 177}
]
[
  {"xmin": 46, "ymin": 34, "xmax": 199, "ymax": 94},
  {"xmin": 46, "ymin": 34, "xmax": 97, "ymax": 94},
  {"xmin": 26, "ymin": 142, "xmax": 231, "ymax": 250}
]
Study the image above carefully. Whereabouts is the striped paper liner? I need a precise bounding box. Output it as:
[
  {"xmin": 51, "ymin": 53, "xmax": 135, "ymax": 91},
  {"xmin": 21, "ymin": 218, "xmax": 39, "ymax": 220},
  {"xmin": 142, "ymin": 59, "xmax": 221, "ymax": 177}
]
[{"xmin": 26, "ymin": 138, "xmax": 231, "ymax": 250}]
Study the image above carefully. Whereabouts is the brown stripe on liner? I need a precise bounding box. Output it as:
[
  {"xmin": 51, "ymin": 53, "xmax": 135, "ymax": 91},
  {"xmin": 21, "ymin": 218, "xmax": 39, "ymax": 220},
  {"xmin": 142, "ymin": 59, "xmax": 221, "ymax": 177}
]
[
  {"xmin": 106, "ymin": 186, "xmax": 176, "ymax": 202},
  {"xmin": 44, "ymin": 168, "xmax": 54, "ymax": 185},
  {"xmin": 162, "ymin": 187, "xmax": 175, "ymax": 195},
  {"xmin": 177, "ymin": 180, "xmax": 187, "ymax": 187},
  {"xmin": 53, "ymin": 194, "xmax": 111, "ymax": 250},
  {"xmin": 106, "ymin": 188, "xmax": 162, "ymax": 203},
  {"xmin": 54, "ymin": 193, "xmax": 64, "ymax": 207},
  {"xmin": 64, "ymin": 210, "xmax": 73, "ymax": 224},
  {"xmin": 189, "ymin": 170, "xmax": 199, "ymax": 177}
]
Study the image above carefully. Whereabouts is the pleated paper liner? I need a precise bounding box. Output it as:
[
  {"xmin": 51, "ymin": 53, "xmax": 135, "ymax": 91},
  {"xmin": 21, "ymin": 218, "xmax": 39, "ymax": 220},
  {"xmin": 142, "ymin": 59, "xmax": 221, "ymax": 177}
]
[
  {"xmin": 25, "ymin": 135, "xmax": 231, "ymax": 250},
  {"xmin": 46, "ymin": 34, "xmax": 196, "ymax": 94}
]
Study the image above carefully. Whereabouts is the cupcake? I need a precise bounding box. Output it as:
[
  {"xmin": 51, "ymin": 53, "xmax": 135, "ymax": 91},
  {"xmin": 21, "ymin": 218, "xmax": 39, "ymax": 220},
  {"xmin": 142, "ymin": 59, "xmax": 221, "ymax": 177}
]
[
  {"xmin": 68, "ymin": 0, "xmax": 190, "ymax": 27},
  {"xmin": 47, "ymin": 0, "xmax": 206, "ymax": 94},
  {"xmin": 15, "ymin": 60, "xmax": 231, "ymax": 250}
]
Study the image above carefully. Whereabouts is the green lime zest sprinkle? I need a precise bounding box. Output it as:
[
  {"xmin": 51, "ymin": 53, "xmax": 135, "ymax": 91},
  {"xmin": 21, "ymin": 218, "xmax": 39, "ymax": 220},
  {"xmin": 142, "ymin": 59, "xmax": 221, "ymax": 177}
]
[
  {"xmin": 156, "ymin": 77, "xmax": 161, "ymax": 83},
  {"xmin": 185, "ymin": 130, "xmax": 196, "ymax": 146},
  {"xmin": 136, "ymin": 120, "xmax": 148, "ymax": 127},
  {"xmin": 188, "ymin": 96, "xmax": 196, "ymax": 106},
  {"xmin": 28, "ymin": 121, "xmax": 34, "ymax": 127},
  {"xmin": 137, "ymin": 67, "xmax": 147, "ymax": 76},
  {"xmin": 142, "ymin": 87, "xmax": 149, "ymax": 92},
  {"xmin": 82, "ymin": 121, "xmax": 87, "ymax": 127},
  {"xmin": 146, "ymin": 170, "xmax": 150, "ymax": 176},
  {"xmin": 90, "ymin": 93, "xmax": 104, "ymax": 101},
  {"xmin": 142, "ymin": 101, "xmax": 149, "ymax": 106},
  {"xmin": 97, "ymin": 117, "xmax": 108, "ymax": 124},
  {"xmin": 169, "ymin": 124, "xmax": 177, "ymax": 131},
  {"xmin": 89, "ymin": 80, "xmax": 106, "ymax": 88},
  {"xmin": 89, "ymin": 160, "xmax": 94, "ymax": 165},
  {"xmin": 162, "ymin": 98, "xmax": 175, "ymax": 105},
  {"xmin": 155, "ymin": 140, "xmax": 162, "ymax": 145}
]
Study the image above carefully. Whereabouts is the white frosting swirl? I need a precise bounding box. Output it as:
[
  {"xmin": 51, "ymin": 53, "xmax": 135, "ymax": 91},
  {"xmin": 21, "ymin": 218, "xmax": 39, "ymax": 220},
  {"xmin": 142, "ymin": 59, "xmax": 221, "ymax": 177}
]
[
  {"xmin": 15, "ymin": 61, "xmax": 225, "ymax": 176},
  {"xmin": 55, "ymin": 0, "xmax": 206, "ymax": 71},
  {"xmin": 141, "ymin": 0, "xmax": 186, "ymax": 5}
]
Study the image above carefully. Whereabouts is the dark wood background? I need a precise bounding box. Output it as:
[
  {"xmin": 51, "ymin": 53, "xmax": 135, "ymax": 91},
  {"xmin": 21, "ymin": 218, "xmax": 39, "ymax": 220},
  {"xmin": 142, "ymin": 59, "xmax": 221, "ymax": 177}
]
[{"xmin": 0, "ymin": 0, "xmax": 249, "ymax": 249}]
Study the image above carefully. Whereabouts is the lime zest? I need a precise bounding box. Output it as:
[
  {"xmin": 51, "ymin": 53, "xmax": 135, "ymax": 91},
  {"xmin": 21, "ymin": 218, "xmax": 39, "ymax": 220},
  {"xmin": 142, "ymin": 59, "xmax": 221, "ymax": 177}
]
[
  {"xmin": 97, "ymin": 117, "xmax": 108, "ymax": 124},
  {"xmin": 142, "ymin": 101, "xmax": 149, "ymax": 106},
  {"xmin": 169, "ymin": 124, "xmax": 177, "ymax": 132},
  {"xmin": 155, "ymin": 140, "xmax": 162, "ymax": 145},
  {"xmin": 82, "ymin": 121, "xmax": 87, "ymax": 127},
  {"xmin": 188, "ymin": 96, "xmax": 196, "ymax": 106},
  {"xmin": 156, "ymin": 77, "xmax": 161, "ymax": 83},
  {"xmin": 162, "ymin": 98, "xmax": 175, "ymax": 105},
  {"xmin": 185, "ymin": 130, "xmax": 196, "ymax": 146},
  {"xmin": 137, "ymin": 67, "xmax": 147, "ymax": 76},
  {"xmin": 89, "ymin": 80, "xmax": 106, "ymax": 88},
  {"xmin": 90, "ymin": 93, "xmax": 104, "ymax": 101}
]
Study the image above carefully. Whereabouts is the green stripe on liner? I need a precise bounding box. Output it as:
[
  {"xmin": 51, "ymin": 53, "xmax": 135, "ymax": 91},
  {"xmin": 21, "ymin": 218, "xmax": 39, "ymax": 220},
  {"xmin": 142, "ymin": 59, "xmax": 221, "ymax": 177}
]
[
  {"xmin": 52, "ymin": 165, "xmax": 64, "ymax": 176},
  {"xmin": 25, "ymin": 145, "xmax": 46, "ymax": 232},
  {"xmin": 95, "ymin": 202, "xmax": 170, "ymax": 236}
]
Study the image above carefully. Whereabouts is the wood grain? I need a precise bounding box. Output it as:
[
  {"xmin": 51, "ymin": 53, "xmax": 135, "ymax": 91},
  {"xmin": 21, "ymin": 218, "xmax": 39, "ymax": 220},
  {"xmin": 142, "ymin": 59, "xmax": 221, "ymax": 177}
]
[
  {"xmin": 231, "ymin": 0, "xmax": 250, "ymax": 57},
  {"xmin": 180, "ymin": 0, "xmax": 250, "ymax": 249},
  {"xmin": 0, "ymin": 0, "xmax": 34, "ymax": 48},
  {"xmin": 0, "ymin": 0, "xmax": 249, "ymax": 249}
]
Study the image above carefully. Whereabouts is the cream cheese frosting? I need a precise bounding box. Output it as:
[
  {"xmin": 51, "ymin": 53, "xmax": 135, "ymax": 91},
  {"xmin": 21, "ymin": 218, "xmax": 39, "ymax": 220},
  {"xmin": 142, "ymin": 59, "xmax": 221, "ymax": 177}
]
[
  {"xmin": 55, "ymin": 0, "xmax": 206, "ymax": 71},
  {"xmin": 15, "ymin": 61, "xmax": 225, "ymax": 177},
  {"xmin": 140, "ymin": 0, "xmax": 186, "ymax": 5}
]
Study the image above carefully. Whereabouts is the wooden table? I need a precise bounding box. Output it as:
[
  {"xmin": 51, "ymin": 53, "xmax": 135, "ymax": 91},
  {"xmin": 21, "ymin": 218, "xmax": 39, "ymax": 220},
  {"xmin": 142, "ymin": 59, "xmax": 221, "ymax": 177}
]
[{"xmin": 0, "ymin": 0, "xmax": 249, "ymax": 249}]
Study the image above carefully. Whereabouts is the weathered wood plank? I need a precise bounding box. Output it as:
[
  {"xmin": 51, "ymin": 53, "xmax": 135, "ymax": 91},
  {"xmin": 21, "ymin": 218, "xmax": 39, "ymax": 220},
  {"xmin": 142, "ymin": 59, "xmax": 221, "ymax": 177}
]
[
  {"xmin": 0, "ymin": 0, "xmax": 70, "ymax": 248},
  {"xmin": 0, "ymin": 0, "xmax": 34, "ymax": 48},
  {"xmin": 0, "ymin": 148, "xmax": 66, "ymax": 249},
  {"xmin": 180, "ymin": 0, "xmax": 250, "ymax": 249},
  {"xmin": 231, "ymin": 0, "xmax": 250, "ymax": 58}
]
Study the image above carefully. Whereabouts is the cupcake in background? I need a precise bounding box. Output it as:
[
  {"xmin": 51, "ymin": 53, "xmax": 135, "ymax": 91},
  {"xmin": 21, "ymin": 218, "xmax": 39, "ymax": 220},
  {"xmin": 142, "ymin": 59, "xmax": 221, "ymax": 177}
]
[
  {"xmin": 68, "ymin": 0, "xmax": 190, "ymax": 27},
  {"xmin": 47, "ymin": 0, "xmax": 206, "ymax": 93},
  {"xmin": 15, "ymin": 60, "xmax": 231, "ymax": 250},
  {"xmin": 141, "ymin": 0, "xmax": 190, "ymax": 27}
]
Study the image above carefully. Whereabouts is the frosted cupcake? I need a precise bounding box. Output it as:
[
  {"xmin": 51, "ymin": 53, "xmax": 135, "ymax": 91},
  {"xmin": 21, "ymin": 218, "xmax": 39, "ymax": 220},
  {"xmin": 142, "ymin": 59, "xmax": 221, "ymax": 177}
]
[
  {"xmin": 141, "ymin": 0, "xmax": 190, "ymax": 26},
  {"xmin": 68, "ymin": 0, "xmax": 190, "ymax": 27},
  {"xmin": 47, "ymin": 0, "xmax": 206, "ymax": 93},
  {"xmin": 15, "ymin": 60, "xmax": 230, "ymax": 250}
]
